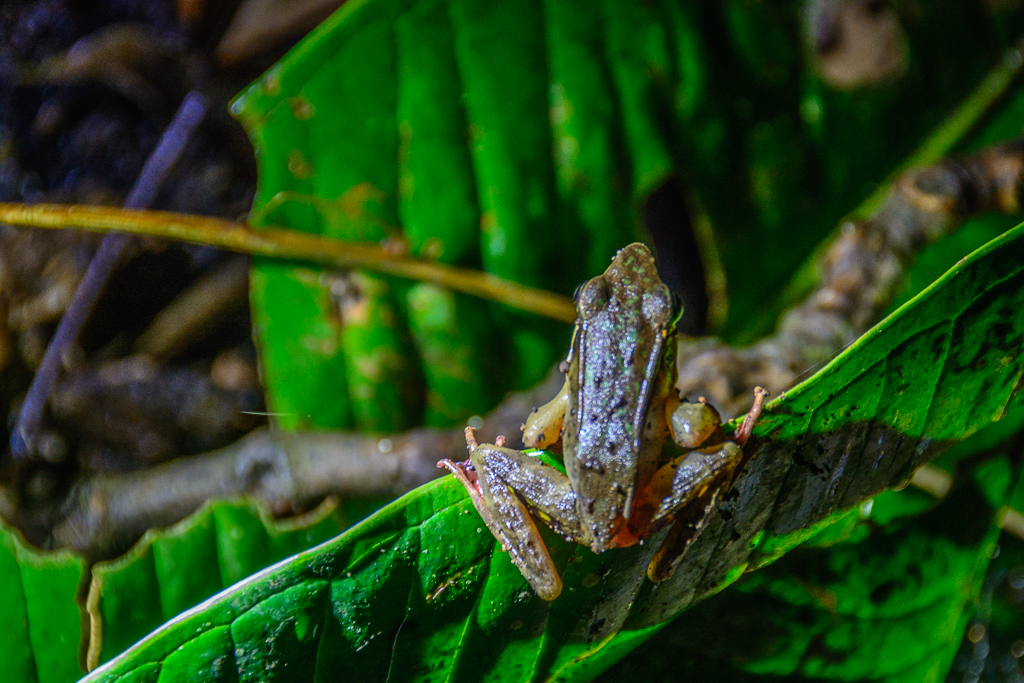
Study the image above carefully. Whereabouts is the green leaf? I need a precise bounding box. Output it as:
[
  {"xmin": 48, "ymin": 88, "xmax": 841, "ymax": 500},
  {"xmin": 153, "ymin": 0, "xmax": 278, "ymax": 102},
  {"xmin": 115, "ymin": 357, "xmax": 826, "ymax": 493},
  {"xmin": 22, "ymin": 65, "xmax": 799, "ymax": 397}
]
[
  {"xmin": 0, "ymin": 522, "xmax": 86, "ymax": 683},
  {"xmin": 603, "ymin": 407, "xmax": 1024, "ymax": 682},
  {"xmin": 0, "ymin": 497, "xmax": 346, "ymax": 683},
  {"xmin": 605, "ymin": 480, "xmax": 1005, "ymax": 682},
  {"xmin": 79, "ymin": 223, "xmax": 1024, "ymax": 682},
  {"xmin": 406, "ymin": 284, "xmax": 504, "ymax": 427},
  {"xmin": 232, "ymin": 0, "xmax": 1023, "ymax": 431},
  {"xmin": 86, "ymin": 498, "xmax": 345, "ymax": 671},
  {"xmin": 232, "ymin": 0, "xmax": 583, "ymax": 432},
  {"xmin": 335, "ymin": 273, "xmax": 425, "ymax": 432}
]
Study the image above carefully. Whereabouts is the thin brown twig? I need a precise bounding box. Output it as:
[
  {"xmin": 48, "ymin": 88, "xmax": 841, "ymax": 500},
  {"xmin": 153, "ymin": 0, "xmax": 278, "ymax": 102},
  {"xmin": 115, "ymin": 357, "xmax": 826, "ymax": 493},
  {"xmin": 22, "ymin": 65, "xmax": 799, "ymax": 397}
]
[
  {"xmin": 0, "ymin": 204, "xmax": 578, "ymax": 324},
  {"xmin": 132, "ymin": 256, "xmax": 251, "ymax": 360},
  {"xmin": 47, "ymin": 370, "xmax": 563, "ymax": 559}
]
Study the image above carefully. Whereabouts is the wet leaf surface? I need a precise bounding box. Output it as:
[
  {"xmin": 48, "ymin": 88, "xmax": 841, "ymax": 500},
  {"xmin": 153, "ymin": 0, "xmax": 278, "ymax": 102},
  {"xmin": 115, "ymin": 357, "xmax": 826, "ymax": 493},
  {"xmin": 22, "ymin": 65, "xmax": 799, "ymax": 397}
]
[
  {"xmin": 602, "ymin": 414, "xmax": 1024, "ymax": 682},
  {"xmin": 78, "ymin": 223, "xmax": 1024, "ymax": 682},
  {"xmin": 0, "ymin": 498, "xmax": 346, "ymax": 683}
]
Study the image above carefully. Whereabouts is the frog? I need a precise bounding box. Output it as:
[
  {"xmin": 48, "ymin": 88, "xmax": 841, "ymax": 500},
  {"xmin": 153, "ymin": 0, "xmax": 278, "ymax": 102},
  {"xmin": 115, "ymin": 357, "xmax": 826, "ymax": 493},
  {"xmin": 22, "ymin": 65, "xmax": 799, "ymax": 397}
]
[{"xmin": 438, "ymin": 243, "xmax": 767, "ymax": 600}]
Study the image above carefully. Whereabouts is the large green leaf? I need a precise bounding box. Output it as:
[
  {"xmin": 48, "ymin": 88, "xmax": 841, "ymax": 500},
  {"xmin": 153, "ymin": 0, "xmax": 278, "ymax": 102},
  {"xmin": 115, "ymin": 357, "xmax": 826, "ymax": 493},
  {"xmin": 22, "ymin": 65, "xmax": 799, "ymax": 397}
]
[
  {"xmin": 0, "ymin": 524, "xmax": 85, "ymax": 683},
  {"xmin": 601, "ymin": 407, "xmax": 1024, "ymax": 682},
  {"xmin": 79, "ymin": 222, "xmax": 1024, "ymax": 682},
  {"xmin": 85, "ymin": 499, "xmax": 346, "ymax": 671},
  {"xmin": 0, "ymin": 498, "xmax": 346, "ymax": 683},
  {"xmin": 231, "ymin": 0, "xmax": 1024, "ymax": 431}
]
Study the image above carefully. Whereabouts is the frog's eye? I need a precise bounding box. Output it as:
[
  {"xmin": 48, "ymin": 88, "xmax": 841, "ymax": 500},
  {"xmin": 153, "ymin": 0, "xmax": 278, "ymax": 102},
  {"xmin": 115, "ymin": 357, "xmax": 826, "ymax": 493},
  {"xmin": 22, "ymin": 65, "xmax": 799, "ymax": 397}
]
[
  {"xmin": 670, "ymin": 291, "xmax": 684, "ymax": 327},
  {"xmin": 572, "ymin": 282, "xmax": 585, "ymax": 305},
  {"xmin": 576, "ymin": 279, "xmax": 610, "ymax": 318},
  {"xmin": 670, "ymin": 291, "xmax": 682, "ymax": 317},
  {"xmin": 641, "ymin": 286, "xmax": 674, "ymax": 325}
]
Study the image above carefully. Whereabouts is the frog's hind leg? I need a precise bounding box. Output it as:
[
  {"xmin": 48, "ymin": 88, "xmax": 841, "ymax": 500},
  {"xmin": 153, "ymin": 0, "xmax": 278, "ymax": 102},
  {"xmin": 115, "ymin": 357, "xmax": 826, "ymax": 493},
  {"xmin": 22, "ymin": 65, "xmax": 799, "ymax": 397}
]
[
  {"xmin": 644, "ymin": 442, "xmax": 743, "ymax": 582},
  {"xmin": 651, "ymin": 442, "xmax": 742, "ymax": 522},
  {"xmin": 646, "ymin": 483, "xmax": 724, "ymax": 582},
  {"xmin": 439, "ymin": 428, "xmax": 582, "ymax": 601}
]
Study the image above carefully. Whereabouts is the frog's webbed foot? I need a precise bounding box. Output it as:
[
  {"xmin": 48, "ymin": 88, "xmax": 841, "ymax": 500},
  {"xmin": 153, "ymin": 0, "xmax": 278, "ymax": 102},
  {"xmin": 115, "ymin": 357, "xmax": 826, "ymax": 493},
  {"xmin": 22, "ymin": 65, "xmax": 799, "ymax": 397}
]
[
  {"xmin": 438, "ymin": 430, "xmax": 494, "ymax": 531},
  {"xmin": 437, "ymin": 427, "xmax": 485, "ymax": 494}
]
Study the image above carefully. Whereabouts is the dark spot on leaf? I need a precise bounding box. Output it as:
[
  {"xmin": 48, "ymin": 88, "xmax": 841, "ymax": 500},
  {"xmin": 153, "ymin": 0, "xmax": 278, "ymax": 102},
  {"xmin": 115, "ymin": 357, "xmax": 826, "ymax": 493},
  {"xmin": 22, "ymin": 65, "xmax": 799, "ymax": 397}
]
[
  {"xmin": 803, "ymin": 634, "xmax": 848, "ymax": 665},
  {"xmin": 870, "ymin": 580, "xmax": 898, "ymax": 605}
]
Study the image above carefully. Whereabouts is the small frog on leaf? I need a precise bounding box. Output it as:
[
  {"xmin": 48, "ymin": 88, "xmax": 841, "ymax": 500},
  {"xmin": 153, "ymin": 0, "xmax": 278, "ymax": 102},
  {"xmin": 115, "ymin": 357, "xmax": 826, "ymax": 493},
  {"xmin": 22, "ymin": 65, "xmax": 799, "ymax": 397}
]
[{"xmin": 439, "ymin": 243, "xmax": 767, "ymax": 600}]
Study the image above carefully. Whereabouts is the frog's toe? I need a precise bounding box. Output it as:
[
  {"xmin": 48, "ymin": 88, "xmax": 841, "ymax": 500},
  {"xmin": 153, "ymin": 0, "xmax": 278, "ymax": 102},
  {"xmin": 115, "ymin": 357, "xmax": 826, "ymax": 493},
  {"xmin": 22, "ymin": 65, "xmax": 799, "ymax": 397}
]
[
  {"xmin": 438, "ymin": 458, "xmax": 480, "ymax": 490},
  {"xmin": 533, "ymin": 573, "xmax": 563, "ymax": 601}
]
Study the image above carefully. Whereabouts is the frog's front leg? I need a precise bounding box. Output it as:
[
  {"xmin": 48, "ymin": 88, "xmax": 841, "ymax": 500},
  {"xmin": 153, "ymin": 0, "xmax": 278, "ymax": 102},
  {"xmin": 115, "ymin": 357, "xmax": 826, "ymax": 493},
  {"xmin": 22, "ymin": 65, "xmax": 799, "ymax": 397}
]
[
  {"xmin": 522, "ymin": 375, "xmax": 569, "ymax": 449},
  {"xmin": 438, "ymin": 428, "xmax": 583, "ymax": 601}
]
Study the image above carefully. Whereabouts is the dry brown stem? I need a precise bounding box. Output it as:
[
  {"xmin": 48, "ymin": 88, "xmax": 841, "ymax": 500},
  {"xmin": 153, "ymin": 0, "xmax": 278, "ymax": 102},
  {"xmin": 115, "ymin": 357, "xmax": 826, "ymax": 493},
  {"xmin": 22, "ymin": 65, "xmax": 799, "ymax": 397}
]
[{"xmin": 675, "ymin": 142, "xmax": 1024, "ymax": 418}]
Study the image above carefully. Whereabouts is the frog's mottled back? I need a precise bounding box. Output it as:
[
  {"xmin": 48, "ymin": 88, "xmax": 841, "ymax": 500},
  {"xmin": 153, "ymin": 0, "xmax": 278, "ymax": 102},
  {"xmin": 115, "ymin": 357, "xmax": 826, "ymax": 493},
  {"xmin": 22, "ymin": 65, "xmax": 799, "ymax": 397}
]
[{"xmin": 564, "ymin": 243, "xmax": 674, "ymax": 552}]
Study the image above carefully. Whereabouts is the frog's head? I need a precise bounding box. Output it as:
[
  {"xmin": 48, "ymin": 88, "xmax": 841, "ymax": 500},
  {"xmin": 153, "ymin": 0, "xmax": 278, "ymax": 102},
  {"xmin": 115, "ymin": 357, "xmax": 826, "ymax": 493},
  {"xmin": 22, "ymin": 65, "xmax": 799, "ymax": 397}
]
[{"xmin": 573, "ymin": 243, "xmax": 676, "ymax": 330}]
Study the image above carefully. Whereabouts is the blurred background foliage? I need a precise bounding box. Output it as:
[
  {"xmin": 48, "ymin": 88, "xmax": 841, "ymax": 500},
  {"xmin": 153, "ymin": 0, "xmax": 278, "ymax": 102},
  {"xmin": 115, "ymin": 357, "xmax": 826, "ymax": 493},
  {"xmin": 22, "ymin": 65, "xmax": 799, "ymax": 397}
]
[
  {"xmin": 233, "ymin": 0, "xmax": 1024, "ymax": 438},
  {"xmin": 2, "ymin": 0, "xmax": 1024, "ymax": 681}
]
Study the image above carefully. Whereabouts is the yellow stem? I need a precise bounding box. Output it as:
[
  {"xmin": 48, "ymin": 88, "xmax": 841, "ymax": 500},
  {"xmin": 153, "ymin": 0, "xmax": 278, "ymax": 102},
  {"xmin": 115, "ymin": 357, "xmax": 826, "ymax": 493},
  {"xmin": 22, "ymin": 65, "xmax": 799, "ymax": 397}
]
[{"xmin": 0, "ymin": 203, "xmax": 577, "ymax": 323}]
